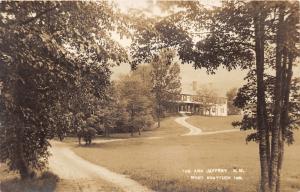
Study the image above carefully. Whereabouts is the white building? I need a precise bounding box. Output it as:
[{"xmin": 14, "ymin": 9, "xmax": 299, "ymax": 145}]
[{"xmin": 166, "ymin": 81, "xmax": 228, "ymax": 116}]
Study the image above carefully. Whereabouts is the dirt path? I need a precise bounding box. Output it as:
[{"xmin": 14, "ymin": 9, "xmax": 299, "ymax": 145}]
[
  {"xmin": 174, "ymin": 115, "xmax": 239, "ymax": 136},
  {"xmin": 175, "ymin": 115, "xmax": 202, "ymax": 136},
  {"xmin": 49, "ymin": 141, "xmax": 154, "ymax": 192}
]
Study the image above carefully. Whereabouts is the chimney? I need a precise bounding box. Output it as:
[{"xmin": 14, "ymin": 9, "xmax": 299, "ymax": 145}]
[{"xmin": 192, "ymin": 81, "xmax": 197, "ymax": 91}]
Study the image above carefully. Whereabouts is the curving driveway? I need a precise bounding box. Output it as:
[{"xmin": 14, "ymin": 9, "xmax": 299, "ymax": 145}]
[
  {"xmin": 175, "ymin": 114, "xmax": 239, "ymax": 136},
  {"xmin": 49, "ymin": 141, "xmax": 154, "ymax": 192},
  {"xmin": 175, "ymin": 115, "xmax": 202, "ymax": 136}
]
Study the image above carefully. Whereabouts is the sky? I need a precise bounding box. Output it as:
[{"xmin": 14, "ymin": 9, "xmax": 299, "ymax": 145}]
[
  {"xmin": 111, "ymin": 0, "xmax": 300, "ymax": 97},
  {"xmin": 115, "ymin": 0, "xmax": 222, "ymax": 13},
  {"xmin": 111, "ymin": 62, "xmax": 249, "ymax": 97}
]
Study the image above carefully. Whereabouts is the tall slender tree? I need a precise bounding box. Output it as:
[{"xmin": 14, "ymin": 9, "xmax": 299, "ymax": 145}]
[{"xmin": 151, "ymin": 49, "xmax": 181, "ymax": 127}]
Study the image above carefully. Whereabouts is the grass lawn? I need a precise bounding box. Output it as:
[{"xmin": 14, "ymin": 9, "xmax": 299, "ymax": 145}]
[
  {"xmin": 69, "ymin": 116, "xmax": 300, "ymax": 192},
  {"xmin": 62, "ymin": 116, "xmax": 186, "ymax": 144},
  {"xmin": 186, "ymin": 115, "xmax": 243, "ymax": 132},
  {"xmin": 110, "ymin": 116, "xmax": 187, "ymax": 138}
]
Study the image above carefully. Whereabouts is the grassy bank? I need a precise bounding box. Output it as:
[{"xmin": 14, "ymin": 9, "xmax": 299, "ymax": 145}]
[
  {"xmin": 186, "ymin": 115, "xmax": 242, "ymax": 132},
  {"xmin": 70, "ymin": 116, "xmax": 300, "ymax": 192}
]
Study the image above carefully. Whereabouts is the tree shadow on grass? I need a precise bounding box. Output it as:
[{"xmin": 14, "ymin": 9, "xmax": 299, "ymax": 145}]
[{"xmin": 0, "ymin": 171, "xmax": 59, "ymax": 192}]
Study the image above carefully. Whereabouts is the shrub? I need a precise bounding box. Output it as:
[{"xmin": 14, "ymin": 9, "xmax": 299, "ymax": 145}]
[
  {"xmin": 0, "ymin": 170, "xmax": 59, "ymax": 192},
  {"xmin": 81, "ymin": 128, "xmax": 96, "ymax": 145}
]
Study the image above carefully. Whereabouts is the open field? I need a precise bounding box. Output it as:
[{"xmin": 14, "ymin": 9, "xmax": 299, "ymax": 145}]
[
  {"xmin": 70, "ymin": 116, "xmax": 300, "ymax": 192},
  {"xmin": 1, "ymin": 116, "xmax": 299, "ymax": 192},
  {"xmin": 186, "ymin": 115, "xmax": 243, "ymax": 132}
]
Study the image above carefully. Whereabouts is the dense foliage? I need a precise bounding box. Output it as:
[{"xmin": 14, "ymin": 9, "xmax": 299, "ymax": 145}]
[
  {"xmin": 0, "ymin": 1, "xmax": 128, "ymax": 178},
  {"xmin": 115, "ymin": 67, "xmax": 155, "ymax": 135}
]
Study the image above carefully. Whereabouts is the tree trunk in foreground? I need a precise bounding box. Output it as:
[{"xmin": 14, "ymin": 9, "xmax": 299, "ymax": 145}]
[
  {"xmin": 15, "ymin": 123, "xmax": 30, "ymax": 179},
  {"xmin": 253, "ymin": 3, "xmax": 269, "ymax": 191},
  {"xmin": 276, "ymin": 50, "xmax": 294, "ymax": 192},
  {"xmin": 270, "ymin": 6, "xmax": 285, "ymax": 191}
]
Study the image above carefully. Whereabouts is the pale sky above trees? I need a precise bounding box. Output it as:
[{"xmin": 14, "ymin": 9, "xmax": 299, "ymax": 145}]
[{"xmin": 110, "ymin": 0, "xmax": 300, "ymax": 96}]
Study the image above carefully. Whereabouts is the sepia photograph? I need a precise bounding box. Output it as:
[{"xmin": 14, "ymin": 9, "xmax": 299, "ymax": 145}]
[{"xmin": 0, "ymin": 1, "xmax": 299, "ymax": 192}]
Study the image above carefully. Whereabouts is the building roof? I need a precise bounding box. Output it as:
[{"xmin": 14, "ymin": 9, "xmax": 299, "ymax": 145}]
[
  {"xmin": 180, "ymin": 81, "xmax": 227, "ymax": 104},
  {"xmin": 181, "ymin": 86, "xmax": 197, "ymax": 95}
]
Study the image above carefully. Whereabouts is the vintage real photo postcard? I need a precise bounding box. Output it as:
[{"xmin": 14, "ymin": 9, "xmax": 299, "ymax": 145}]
[{"xmin": 0, "ymin": 1, "xmax": 299, "ymax": 192}]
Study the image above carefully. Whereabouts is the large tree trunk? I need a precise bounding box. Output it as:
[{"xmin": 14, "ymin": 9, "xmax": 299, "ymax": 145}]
[
  {"xmin": 276, "ymin": 3, "xmax": 299, "ymax": 190},
  {"xmin": 15, "ymin": 123, "xmax": 30, "ymax": 179},
  {"xmin": 14, "ymin": 63, "xmax": 30, "ymax": 179},
  {"xmin": 276, "ymin": 51, "xmax": 293, "ymax": 192},
  {"xmin": 270, "ymin": 6, "xmax": 285, "ymax": 191},
  {"xmin": 253, "ymin": 3, "xmax": 269, "ymax": 191}
]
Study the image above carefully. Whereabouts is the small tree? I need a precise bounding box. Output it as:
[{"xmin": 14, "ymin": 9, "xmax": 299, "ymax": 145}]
[
  {"xmin": 116, "ymin": 74, "xmax": 154, "ymax": 136},
  {"xmin": 114, "ymin": 100, "xmax": 130, "ymax": 133},
  {"xmin": 196, "ymin": 86, "xmax": 218, "ymax": 116},
  {"xmin": 83, "ymin": 128, "xmax": 97, "ymax": 145},
  {"xmin": 77, "ymin": 127, "xmax": 97, "ymax": 145},
  {"xmin": 151, "ymin": 49, "xmax": 181, "ymax": 127}
]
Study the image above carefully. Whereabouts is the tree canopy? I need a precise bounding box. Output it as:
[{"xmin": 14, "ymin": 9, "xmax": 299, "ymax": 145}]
[{"xmin": 0, "ymin": 1, "xmax": 129, "ymax": 178}]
